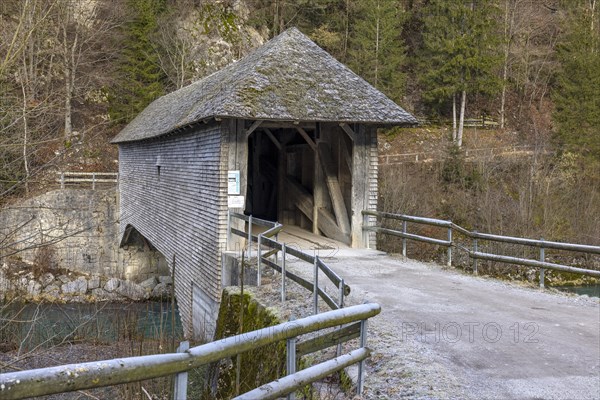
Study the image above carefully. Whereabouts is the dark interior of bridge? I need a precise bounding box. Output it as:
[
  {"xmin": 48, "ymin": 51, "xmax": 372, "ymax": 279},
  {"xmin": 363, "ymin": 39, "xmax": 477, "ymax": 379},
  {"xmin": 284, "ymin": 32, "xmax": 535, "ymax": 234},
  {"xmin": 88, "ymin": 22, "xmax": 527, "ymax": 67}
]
[{"xmin": 245, "ymin": 123, "xmax": 353, "ymax": 243}]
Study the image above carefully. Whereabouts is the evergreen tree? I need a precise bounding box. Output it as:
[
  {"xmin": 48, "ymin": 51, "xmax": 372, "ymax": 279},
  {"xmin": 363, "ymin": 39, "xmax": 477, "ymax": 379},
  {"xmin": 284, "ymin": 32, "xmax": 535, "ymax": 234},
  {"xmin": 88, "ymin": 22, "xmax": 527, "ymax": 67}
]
[
  {"xmin": 348, "ymin": 0, "xmax": 407, "ymax": 102},
  {"xmin": 420, "ymin": 0, "xmax": 501, "ymax": 146},
  {"xmin": 553, "ymin": 0, "xmax": 600, "ymax": 160},
  {"xmin": 109, "ymin": 0, "xmax": 167, "ymax": 123}
]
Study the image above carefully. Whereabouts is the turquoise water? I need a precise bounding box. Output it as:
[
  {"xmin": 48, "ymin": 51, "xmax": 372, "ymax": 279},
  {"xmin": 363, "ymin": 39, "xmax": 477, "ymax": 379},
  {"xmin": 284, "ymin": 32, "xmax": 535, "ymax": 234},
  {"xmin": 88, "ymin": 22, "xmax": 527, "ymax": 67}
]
[
  {"xmin": 0, "ymin": 301, "xmax": 183, "ymax": 349},
  {"xmin": 554, "ymin": 284, "xmax": 600, "ymax": 298}
]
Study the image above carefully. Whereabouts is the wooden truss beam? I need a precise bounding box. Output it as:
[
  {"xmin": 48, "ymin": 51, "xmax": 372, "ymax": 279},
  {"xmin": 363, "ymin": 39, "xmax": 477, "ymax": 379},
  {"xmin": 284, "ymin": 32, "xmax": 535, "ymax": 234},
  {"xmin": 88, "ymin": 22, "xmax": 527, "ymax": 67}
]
[
  {"xmin": 246, "ymin": 120, "xmax": 264, "ymax": 137},
  {"xmin": 339, "ymin": 123, "xmax": 356, "ymax": 142}
]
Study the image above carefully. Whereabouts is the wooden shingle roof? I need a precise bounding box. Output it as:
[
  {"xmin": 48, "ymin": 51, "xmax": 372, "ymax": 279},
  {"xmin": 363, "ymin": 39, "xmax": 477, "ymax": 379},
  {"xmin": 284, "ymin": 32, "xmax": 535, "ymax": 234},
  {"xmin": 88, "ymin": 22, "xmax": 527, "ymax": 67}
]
[{"xmin": 112, "ymin": 27, "xmax": 417, "ymax": 144}]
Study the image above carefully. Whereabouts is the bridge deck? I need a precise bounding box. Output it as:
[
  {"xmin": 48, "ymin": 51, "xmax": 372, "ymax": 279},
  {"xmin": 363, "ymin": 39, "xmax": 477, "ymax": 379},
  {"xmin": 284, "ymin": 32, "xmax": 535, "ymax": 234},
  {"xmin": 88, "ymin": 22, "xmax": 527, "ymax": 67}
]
[
  {"xmin": 276, "ymin": 225, "xmax": 352, "ymax": 251},
  {"xmin": 282, "ymin": 249, "xmax": 599, "ymax": 399}
]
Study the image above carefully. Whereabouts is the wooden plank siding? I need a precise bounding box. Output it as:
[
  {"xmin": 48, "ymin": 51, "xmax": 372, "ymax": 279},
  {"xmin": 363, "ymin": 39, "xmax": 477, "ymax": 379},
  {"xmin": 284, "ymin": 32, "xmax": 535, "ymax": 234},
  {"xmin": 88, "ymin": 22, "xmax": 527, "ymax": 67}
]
[
  {"xmin": 368, "ymin": 128, "xmax": 378, "ymax": 249},
  {"xmin": 118, "ymin": 123, "xmax": 227, "ymax": 338}
]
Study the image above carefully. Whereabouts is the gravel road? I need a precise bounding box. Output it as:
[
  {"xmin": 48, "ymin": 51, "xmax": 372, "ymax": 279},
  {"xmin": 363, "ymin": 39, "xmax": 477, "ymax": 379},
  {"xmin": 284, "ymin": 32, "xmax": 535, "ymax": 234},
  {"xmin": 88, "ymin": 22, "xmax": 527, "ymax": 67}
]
[{"xmin": 314, "ymin": 249, "xmax": 600, "ymax": 400}]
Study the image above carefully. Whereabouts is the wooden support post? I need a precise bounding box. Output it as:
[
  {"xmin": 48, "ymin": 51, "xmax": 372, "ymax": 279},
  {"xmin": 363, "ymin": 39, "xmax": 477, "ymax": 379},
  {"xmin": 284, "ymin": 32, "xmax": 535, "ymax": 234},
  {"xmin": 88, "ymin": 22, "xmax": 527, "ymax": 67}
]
[
  {"xmin": 313, "ymin": 143, "xmax": 324, "ymax": 235},
  {"xmin": 226, "ymin": 119, "xmax": 249, "ymax": 250},
  {"xmin": 286, "ymin": 176, "xmax": 348, "ymax": 243},
  {"xmin": 278, "ymin": 144, "xmax": 286, "ymax": 222},
  {"xmin": 318, "ymin": 143, "xmax": 350, "ymax": 235},
  {"xmin": 350, "ymin": 125, "xmax": 370, "ymax": 248}
]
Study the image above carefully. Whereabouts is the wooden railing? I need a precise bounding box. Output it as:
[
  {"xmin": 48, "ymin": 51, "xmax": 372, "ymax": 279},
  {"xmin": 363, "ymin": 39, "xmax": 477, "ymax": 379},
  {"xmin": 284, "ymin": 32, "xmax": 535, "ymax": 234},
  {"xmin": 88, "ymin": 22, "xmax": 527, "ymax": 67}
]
[
  {"xmin": 416, "ymin": 116, "xmax": 498, "ymax": 128},
  {"xmin": 0, "ymin": 303, "xmax": 380, "ymax": 399},
  {"xmin": 379, "ymin": 145, "xmax": 538, "ymax": 165},
  {"xmin": 363, "ymin": 210, "xmax": 600, "ymax": 288},
  {"xmin": 57, "ymin": 172, "xmax": 118, "ymax": 189}
]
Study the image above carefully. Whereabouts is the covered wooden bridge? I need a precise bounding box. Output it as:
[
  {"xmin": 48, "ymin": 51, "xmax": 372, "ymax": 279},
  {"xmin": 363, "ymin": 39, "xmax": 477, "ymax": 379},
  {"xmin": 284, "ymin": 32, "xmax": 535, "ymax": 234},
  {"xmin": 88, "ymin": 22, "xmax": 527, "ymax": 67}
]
[{"xmin": 112, "ymin": 27, "xmax": 416, "ymax": 338}]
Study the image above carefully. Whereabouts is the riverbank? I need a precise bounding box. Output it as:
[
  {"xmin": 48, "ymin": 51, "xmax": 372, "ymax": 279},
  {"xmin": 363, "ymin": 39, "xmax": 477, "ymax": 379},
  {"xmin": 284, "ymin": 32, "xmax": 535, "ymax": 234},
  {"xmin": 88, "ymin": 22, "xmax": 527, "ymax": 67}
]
[
  {"xmin": 1, "ymin": 259, "xmax": 173, "ymax": 303},
  {"xmin": 0, "ymin": 300, "xmax": 184, "ymax": 399}
]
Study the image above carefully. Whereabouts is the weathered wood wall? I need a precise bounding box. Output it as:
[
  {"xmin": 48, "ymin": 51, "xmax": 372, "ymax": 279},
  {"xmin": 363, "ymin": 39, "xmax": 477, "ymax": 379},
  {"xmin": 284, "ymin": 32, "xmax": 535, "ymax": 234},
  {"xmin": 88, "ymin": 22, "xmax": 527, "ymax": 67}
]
[
  {"xmin": 118, "ymin": 123, "xmax": 228, "ymax": 338},
  {"xmin": 367, "ymin": 127, "xmax": 378, "ymax": 248}
]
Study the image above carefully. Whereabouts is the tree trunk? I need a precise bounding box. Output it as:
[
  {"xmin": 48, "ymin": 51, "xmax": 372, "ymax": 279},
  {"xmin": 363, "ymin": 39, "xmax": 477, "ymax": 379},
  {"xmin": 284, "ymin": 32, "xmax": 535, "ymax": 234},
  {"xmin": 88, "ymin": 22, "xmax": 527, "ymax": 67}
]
[
  {"xmin": 374, "ymin": 1, "xmax": 380, "ymax": 87},
  {"xmin": 591, "ymin": 0, "xmax": 596, "ymax": 33},
  {"xmin": 452, "ymin": 93, "xmax": 457, "ymax": 142},
  {"xmin": 20, "ymin": 75, "xmax": 29, "ymax": 195},
  {"xmin": 63, "ymin": 24, "xmax": 78, "ymax": 141},
  {"xmin": 64, "ymin": 71, "xmax": 72, "ymax": 139},
  {"xmin": 458, "ymin": 90, "xmax": 466, "ymax": 148},
  {"xmin": 343, "ymin": 0, "xmax": 350, "ymax": 59},
  {"xmin": 500, "ymin": 0, "xmax": 516, "ymax": 130}
]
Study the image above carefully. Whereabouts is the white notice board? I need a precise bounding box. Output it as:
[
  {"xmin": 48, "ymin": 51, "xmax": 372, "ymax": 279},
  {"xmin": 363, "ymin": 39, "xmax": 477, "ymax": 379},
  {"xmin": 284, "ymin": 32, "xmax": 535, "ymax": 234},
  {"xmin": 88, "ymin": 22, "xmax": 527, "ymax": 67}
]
[
  {"xmin": 228, "ymin": 170, "xmax": 240, "ymax": 195},
  {"xmin": 228, "ymin": 195, "xmax": 245, "ymax": 208}
]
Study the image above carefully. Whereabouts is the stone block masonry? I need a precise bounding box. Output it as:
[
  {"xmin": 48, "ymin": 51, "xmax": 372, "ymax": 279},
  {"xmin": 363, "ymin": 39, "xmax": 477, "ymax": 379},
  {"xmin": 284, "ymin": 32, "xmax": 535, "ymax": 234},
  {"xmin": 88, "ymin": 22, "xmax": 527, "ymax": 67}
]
[
  {"xmin": 0, "ymin": 261, "xmax": 173, "ymax": 302},
  {"xmin": 0, "ymin": 189, "xmax": 169, "ymax": 286}
]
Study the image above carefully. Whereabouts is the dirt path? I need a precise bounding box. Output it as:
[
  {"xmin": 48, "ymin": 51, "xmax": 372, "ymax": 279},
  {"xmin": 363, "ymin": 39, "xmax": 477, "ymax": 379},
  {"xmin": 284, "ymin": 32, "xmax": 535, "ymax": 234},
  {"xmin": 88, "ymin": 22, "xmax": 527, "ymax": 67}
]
[{"xmin": 304, "ymin": 249, "xmax": 600, "ymax": 400}]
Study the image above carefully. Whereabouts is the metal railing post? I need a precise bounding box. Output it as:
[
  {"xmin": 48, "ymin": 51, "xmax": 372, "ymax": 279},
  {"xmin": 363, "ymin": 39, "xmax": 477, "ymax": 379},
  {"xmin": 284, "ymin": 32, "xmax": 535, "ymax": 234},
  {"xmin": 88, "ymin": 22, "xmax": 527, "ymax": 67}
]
[
  {"xmin": 357, "ymin": 318, "xmax": 368, "ymax": 395},
  {"xmin": 286, "ymin": 317, "xmax": 297, "ymax": 400},
  {"xmin": 257, "ymin": 234, "xmax": 262, "ymax": 286},
  {"xmin": 281, "ymin": 244, "xmax": 287, "ymax": 302},
  {"xmin": 60, "ymin": 172, "xmax": 65, "ymax": 189},
  {"xmin": 92, "ymin": 173, "xmax": 96, "ymax": 190},
  {"xmin": 247, "ymin": 215, "xmax": 253, "ymax": 259},
  {"xmin": 473, "ymin": 232, "xmax": 478, "ymax": 275},
  {"xmin": 540, "ymin": 238, "xmax": 545, "ymax": 289},
  {"xmin": 173, "ymin": 341, "xmax": 189, "ymax": 400},
  {"xmin": 447, "ymin": 227, "xmax": 452, "ymax": 267},
  {"xmin": 313, "ymin": 256, "xmax": 319, "ymax": 315},
  {"xmin": 275, "ymin": 222, "xmax": 280, "ymax": 264},
  {"xmin": 336, "ymin": 278, "xmax": 346, "ymax": 357},
  {"xmin": 363, "ymin": 212, "xmax": 369, "ymax": 249},
  {"xmin": 402, "ymin": 220, "xmax": 407, "ymax": 258},
  {"xmin": 338, "ymin": 278, "xmax": 345, "ymax": 309}
]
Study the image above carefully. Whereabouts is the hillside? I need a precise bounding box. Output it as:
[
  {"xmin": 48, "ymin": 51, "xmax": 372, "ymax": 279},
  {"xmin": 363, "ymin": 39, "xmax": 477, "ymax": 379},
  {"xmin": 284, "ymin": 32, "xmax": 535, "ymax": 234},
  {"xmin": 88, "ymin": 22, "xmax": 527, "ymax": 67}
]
[{"xmin": 0, "ymin": 0, "xmax": 598, "ymax": 249}]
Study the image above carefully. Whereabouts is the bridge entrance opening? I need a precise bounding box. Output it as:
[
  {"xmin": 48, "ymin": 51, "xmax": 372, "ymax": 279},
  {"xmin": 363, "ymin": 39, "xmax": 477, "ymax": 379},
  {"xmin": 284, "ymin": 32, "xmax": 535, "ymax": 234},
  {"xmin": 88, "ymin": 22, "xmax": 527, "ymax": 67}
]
[{"xmin": 245, "ymin": 122, "xmax": 354, "ymax": 245}]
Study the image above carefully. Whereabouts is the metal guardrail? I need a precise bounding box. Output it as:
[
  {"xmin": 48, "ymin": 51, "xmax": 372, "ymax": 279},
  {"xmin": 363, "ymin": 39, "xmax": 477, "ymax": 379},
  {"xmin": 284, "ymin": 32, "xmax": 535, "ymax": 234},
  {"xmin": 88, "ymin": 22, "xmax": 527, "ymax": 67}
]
[
  {"xmin": 363, "ymin": 210, "xmax": 600, "ymax": 287},
  {"xmin": 228, "ymin": 212, "xmax": 348, "ymax": 312},
  {"xmin": 57, "ymin": 172, "xmax": 118, "ymax": 189},
  {"xmin": 0, "ymin": 303, "xmax": 380, "ymax": 400}
]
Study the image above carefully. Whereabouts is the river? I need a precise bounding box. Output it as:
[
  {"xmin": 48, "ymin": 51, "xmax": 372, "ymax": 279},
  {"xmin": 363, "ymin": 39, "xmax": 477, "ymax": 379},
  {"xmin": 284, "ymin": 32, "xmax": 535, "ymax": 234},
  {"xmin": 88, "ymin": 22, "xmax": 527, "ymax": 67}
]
[
  {"xmin": 553, "ymin": 284, "xmax": 600, "ymax": 298},
  {"xmin": 0, "ymin": 301, "xmax": 183, "ymax": 350}
]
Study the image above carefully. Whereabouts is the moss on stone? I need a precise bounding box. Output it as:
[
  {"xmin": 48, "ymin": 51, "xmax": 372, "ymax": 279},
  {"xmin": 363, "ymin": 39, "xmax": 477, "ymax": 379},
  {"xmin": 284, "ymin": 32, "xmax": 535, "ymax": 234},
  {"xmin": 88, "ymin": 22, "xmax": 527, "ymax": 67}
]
[{"xmin": 209, "ymin": 287, "xmax": 286, "ymax": 399}]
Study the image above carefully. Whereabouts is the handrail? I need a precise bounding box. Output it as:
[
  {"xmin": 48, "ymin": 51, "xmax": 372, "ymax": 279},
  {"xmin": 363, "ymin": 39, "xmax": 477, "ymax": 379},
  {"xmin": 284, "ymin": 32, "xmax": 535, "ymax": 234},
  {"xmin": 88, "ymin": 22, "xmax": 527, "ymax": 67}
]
[
  {"xmin": 363, "ymin": 210, "xmax": 600, "ymax": 287},
  {"xmin": 229, "ymin": 212, "xmax": 278, "ymax": 228},
  {"xmin": 228, "ymin": 213, "xmax": 349, "ymax": 311},
  {"xmin": 57, "ymin": 171, "xmax": 118, "ymax": 189},
  {"xmin": 0, "ymin": 303, "xmax": 380, "ymax": 400}
]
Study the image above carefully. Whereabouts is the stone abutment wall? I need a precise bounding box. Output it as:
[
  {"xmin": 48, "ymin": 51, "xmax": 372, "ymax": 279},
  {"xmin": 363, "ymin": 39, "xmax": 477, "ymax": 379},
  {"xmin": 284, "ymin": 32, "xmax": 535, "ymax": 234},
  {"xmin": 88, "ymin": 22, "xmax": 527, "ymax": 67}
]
[{"xmin": 0, "ymin": 189, "xmax": 169, "ymax": 299}]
